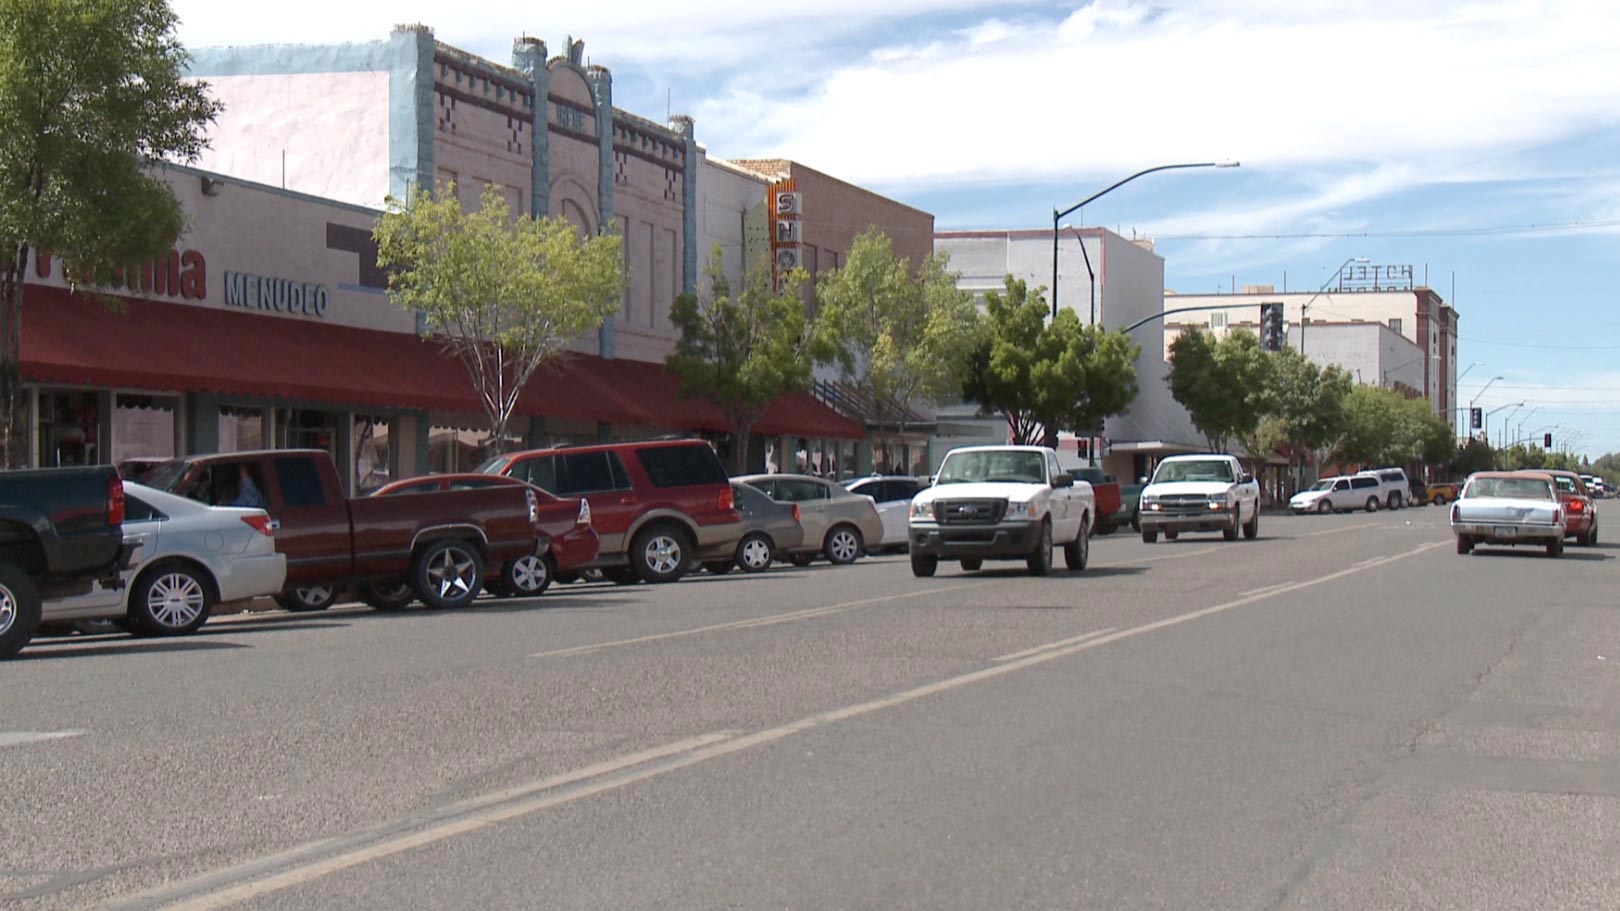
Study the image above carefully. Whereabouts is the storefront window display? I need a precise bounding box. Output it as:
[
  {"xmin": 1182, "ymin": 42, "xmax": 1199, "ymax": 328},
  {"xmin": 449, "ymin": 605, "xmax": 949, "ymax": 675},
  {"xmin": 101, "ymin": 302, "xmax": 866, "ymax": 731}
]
[
  {"xmin": 112, "ymin": 394, "xmax": 178, "ymax": 463},
  {"xmin": 219, "ymin": 405, "xmax": 266, "ymax": 452},
  {"xmin": 276, "ymin": 409, "xmax": 338, "ymax": 456},
  {"xmin": 37, "ymin": 389, "xmax": 101, "ymax": 467},
  {"xmin": 354, "ymin": 415, "xmax": 391, "ymax": 493}
]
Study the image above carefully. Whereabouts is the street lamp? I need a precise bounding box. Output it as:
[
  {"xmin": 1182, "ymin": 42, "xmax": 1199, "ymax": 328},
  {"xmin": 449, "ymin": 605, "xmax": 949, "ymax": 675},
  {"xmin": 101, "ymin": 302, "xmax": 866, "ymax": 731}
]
[
  {"xmin": 1514, "ymin": 406, "xmax": 1542, "ymax": 445},
  {"xmin": 1051, "ymin": 160, "xmax": 1239, "ymax": 319},
  {"xmin": 1498, "ymin": 404, "xmax": 1526, "ymax": 447},
  {"xmin": 1454, "ymin": 361, "xmax": 1485, "ymax": 438},
  {"xmin": 1299, "ymin": 257, "xmax": 1370, "ymax": 356},
  {"xmin": 1485, "ymin": 401, "xmax": 1523, "ymax": 445},
  {"xmin": 1059, "ymin": 224, "xmax": 1097, "ymax": 325}
]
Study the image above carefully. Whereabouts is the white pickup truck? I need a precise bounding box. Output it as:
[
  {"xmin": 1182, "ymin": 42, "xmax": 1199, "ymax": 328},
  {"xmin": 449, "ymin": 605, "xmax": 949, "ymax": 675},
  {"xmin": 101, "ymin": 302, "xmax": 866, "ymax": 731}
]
[
  {"xmin": 907, "ymin": 445, "xmax": 1095, "ymax": 577},
  {"xmin": 1138, "ymin": 453, "xmax": 1262, "ymax": 543}
]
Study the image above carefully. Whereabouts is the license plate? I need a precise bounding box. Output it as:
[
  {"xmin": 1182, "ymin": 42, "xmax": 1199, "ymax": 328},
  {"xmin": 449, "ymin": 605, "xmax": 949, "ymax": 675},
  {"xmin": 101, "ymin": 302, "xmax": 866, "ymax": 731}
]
[{"xmin": 1493, "ymin": 526, "xmax": 1517, "ymax": 537}]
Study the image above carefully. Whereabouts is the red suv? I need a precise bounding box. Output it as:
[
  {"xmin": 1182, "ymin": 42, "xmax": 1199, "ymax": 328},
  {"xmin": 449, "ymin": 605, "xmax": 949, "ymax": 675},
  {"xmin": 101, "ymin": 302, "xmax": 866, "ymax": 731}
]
[{"xmin": 479, "ymin": 439, "xmax": 741, "ymax": 584}]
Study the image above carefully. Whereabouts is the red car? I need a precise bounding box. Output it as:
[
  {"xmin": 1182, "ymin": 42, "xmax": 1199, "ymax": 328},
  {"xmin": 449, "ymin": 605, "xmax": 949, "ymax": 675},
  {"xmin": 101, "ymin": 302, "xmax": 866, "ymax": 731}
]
[
  {"xmin": 1532, "ymin": 469, "xmax": 1599, "ymax": 546},
  {"xmin": 370, "ymin": 473, "xmax": 598, "ymax": 594},
  {"xmin": 478, "ymin": 438, "xmax": 742, "ymax": 584}
]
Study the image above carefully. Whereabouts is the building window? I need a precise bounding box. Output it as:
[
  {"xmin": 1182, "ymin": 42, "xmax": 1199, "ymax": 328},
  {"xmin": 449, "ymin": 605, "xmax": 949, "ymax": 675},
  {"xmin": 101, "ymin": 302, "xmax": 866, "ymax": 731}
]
[
  {"xmin": 1389, "ymin": 317, "xmax": 1403, "ymax": 334},
  {"xmin": 1210, "ymin": 312, "xmax": 1228, "ymax": 330},
  {"xmin": 113, "ymin": 394, "xmax": 177, "ymax": 465},
  {"xmin": 275, "ymin": 409, "xmax": 338, "ymax": 455},
  {"xmin": 354, "ymin": 415, "xmax": 391, "ymax": 494},
  {"xmin": 37, "ymin": 389, "xmax": 101, "ymax": 467}
]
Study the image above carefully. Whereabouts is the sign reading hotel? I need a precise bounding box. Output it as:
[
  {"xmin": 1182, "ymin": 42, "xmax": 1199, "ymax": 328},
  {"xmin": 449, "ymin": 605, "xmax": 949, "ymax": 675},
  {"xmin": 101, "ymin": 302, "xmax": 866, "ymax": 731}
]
[
  {"xmin": 770, "ymin": 179, "xmax": 802, "ymax": 289},
  {"xmin": 1336, "ymin": 264, "xmax": 1415, "ymax": 293}
]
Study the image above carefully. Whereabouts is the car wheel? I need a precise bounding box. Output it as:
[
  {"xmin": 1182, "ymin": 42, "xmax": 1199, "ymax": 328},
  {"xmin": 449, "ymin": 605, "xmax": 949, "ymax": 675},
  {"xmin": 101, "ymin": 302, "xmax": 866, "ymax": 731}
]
[
  {"xmin": 358, "ymin": 581, "xmax": 415, "ymax": 612},
  {"xmin": 1546, "ymin": 538, "xmax": 1564, "ymax": 558},
  {"xmin": 735, "ymin": 533, "xmax": 775, "ymax": 573},
  {"xmin": 1365, "ymin": 497, "xmax": 1379, "ymax": 513},
  {"xmin": 1064, "ymin": 516, "xmax": 1089, "ymax": 572},
  {"xmin": 1388, "ymin": 492, "xmax": 1401, "ymax": 511},
  {"xmin": 1222, "ymin": 511, "xmax": 1241, "ymax": 541},
  {"xmin": 127, "ymin": 561, "xmax": 215, "ymax": 637},
  {"xmin": 0, "ymin": 561, "xmax": 43, "ymax": 661},
  {"xmin": 411, "ymin": 539, "xmax": 485, "ymax": 609},
  {"xmin": 1141, "ymin": 530, "xmax": 1158, "ymax": 544},
  {"xmin": 960, "ymin": 558, "xmax": 983, "ymax": 572},
  {"xmin": 274, "ymin": 585, "xmax": 339, "ymax": 613},
  {"xmin": 910, "ymin": 553, "xmax": 938, "ymax": 577},
  {"xmin": 824, "ymin": 525, "xmax": 864, "ymax": 566},
  {"xmin": 499, "ymin": 553, "xmax": 554, "ymax": 597},
  {"xmin": 631, "ymin": 524, "xmax": 692, "ymax": 584},
  {"xmin": 1317, "ymin": 500, "xmax": 1331, "ymax": 514},
  {"xmin": 1433, "ymin": 493, "xmax": 1447, "ymax": 506},
  {"xmin": 1243, "ymin": 507, "xmax": 1260, "ymax": 540},
  {"xmin": 1592, "ymin": 525, "xmax": 1599, "ymax": 547},
  {"xmin": 1026, "ymin": 520, "xmax": 1053, "ymax": 576}
]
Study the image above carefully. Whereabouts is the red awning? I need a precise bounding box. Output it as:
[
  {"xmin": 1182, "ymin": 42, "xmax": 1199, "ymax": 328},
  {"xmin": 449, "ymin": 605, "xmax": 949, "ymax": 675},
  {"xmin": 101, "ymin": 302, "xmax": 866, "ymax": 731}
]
[{"xmin": 21, "ymin": 286, "xmax": 867, "ymax": 439}]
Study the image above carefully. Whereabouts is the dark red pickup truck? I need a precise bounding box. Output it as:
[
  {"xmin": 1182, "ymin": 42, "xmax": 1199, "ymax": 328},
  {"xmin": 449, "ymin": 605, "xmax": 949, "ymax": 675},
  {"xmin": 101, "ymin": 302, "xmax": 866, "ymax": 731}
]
[{"xmin": 147, "ymin": 450, "xmax": 548, "ymax": 611}]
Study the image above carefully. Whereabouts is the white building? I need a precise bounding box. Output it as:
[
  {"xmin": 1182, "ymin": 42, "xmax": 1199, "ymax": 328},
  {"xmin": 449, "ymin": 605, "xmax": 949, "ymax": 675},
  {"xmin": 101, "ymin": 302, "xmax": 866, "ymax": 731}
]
[{"xmin": 934, "ymin": 228, "xmax": 1202, "ymax": 482}]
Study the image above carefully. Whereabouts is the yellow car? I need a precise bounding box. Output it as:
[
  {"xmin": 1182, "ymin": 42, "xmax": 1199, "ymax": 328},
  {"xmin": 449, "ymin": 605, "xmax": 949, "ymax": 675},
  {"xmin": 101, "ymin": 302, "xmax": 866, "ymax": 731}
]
[{"xmin": 1420, "ymin": 482, "xmax": 1461, "ymax": 505}]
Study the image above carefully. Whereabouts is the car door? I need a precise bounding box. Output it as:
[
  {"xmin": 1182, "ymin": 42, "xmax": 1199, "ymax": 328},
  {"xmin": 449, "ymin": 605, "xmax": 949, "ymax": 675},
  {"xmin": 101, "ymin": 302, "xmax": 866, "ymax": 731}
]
[
  {"xmin": 1045, "ymin": 451, "xmax": 1075, "ymax": 538},
  {"xmin": 261, "ymin": 454, "xmax": 352, "ymax": 585},
  {"xmin": 1329, "ymin": 478, "xmax": 1351, "ymax": 510},
  {"xmin": 777, "ymin": 478, "xmax": 833, "ymax": 548},
  {"xmin": 547, "ymin": 451, "xmax": 634, "ymax": 557}
]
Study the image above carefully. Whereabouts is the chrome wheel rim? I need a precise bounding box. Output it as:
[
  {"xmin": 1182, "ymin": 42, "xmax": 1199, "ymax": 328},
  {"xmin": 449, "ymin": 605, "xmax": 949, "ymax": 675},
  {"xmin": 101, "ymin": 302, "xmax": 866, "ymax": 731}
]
[
  {"xmin": 830, "ymin": 530, "xmax": 859, "ymax": 562},
  {"xmin": 298, "ymin": 585, "xmax": 334, "ymax": 607},
  {"xmin": 645, "ymin": 536, "xmax": 683, "ymax": 575},
  {"xmin": 510, "ymin": 554, "xmax": 548, "ymax": 592},
  {"xmin": 148, "ymin": 573, "xmax": 206, "ymax": 628},
  {"xmin": 740, "ymin": 537, "xmax": 771, "ymax": 570},
  {"xmin": 0, "ymin": 585, "xmax": 16, "ymax": 637},
  {"xmin": 427, "ymin": 547, "xmax": 478, "ymax": 599}
]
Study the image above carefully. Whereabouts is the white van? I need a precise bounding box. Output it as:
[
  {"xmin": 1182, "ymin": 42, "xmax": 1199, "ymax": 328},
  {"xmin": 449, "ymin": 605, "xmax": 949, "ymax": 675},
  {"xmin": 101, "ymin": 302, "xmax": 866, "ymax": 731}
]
[{"xmin": 1357, "ymin": 467, "xmax": 1410, "ymax": 510}]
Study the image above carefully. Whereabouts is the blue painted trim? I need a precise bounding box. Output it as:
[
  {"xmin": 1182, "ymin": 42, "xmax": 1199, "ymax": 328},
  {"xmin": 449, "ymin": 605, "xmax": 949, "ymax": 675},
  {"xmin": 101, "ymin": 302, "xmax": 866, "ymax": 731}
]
[
  {"xmin": 186, "ymin": 42, "xmax": 392, "ymax": 77},
  {"xmin": 388, "ymin": 29, "xmax": 436, "ymax": 201},
  {"xmin": 673, "ymin": 117, "xmax": 698, "ymax": 297},
  {"xmin": 590, "ymin": 67, "xmax": 616, "ymax": 359},
  {"xmin": 513, "ymin": 41, "xmax": 550, "ymax": 217}
]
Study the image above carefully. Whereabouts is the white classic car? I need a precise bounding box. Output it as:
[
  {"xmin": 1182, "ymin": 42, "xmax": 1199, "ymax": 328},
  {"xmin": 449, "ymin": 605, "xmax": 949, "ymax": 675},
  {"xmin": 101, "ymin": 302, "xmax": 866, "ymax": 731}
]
[{"xmin": 1451, "ymin": 471, "xmax": 1567, "ymax": 557}]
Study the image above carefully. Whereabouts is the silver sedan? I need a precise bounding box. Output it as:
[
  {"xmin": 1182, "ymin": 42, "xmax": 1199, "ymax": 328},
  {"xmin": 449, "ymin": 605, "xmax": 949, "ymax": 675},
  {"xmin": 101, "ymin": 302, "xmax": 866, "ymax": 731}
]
[{"xmin": 734, "ymin": 473, "xmax": 885, "ymax": 566}]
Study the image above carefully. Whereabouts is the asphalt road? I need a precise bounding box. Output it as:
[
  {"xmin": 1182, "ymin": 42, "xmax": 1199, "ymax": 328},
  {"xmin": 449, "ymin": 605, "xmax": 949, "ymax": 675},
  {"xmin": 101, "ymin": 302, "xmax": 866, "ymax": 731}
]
[{"xmin": 5, "ymin": 506, "xmax": 1619, "ymax": 910}]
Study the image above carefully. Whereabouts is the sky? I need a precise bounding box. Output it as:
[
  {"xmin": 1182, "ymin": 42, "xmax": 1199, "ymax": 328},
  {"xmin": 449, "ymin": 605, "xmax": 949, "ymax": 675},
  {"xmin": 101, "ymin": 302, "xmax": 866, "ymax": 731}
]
[{"xmin": 169, "ymin": 0, "xmax": 1620, "ymax": 457}]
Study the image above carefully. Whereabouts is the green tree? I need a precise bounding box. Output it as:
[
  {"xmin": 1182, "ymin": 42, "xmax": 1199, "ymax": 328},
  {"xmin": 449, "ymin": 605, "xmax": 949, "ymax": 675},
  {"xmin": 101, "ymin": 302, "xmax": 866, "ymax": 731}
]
[
  {"xmin": 1269, "ymin": 347, "xmax": 1352, "ymax": 482},
  {"xmin": 1452, "ymin": 437, "xmax": 1496, "ymax": 476},
  {"xmin": 373, "ymin": 183, "xmax": 622, "ymax": 453},
  {"xmin": 816, "ymin": 228, "xmax": 981, "ymax": 454},
  {"xmin": 958, "ymin": 276, "xmax": 1047, "ymax": 444},
  {"xmin": 667, "ymin": 248, "xmax": 826, "ymax": 472},
  {"xmin": 0, "ymin": 0, "xmax": 220, "ymax": 465},
  {"xmin": 1167, "ymin": 328, "xmax": 1271, "ymax": 453}
]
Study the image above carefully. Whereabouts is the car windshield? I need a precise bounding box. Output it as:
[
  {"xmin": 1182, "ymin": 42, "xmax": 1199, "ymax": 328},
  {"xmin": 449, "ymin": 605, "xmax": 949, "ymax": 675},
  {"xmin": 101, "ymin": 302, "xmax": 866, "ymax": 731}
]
[
  {"xmin": 141, "ymin": 459, "xmax": 192, "ymax": 493},
  {"xmin": 1153, "ymin": 460, "xmax": 1235, "ymax": 484},
  {"xmin": 472, "ymin": 455, "xmax": 510, "ymax": 475},
  {"xmin": 1308, "ymin": 479, "xmax": 1335, "ymax": 491},
  {"xmin": 935, "ymin": 451, "xmax": 1046, "ymax": 485},
  {"xmin": 1553, "ymin": 476, "xmax": 1579, "ymax": 494},
  {"xmin": 1466, "ymin": 477, "xmax": 1554, "ymax": 500}
]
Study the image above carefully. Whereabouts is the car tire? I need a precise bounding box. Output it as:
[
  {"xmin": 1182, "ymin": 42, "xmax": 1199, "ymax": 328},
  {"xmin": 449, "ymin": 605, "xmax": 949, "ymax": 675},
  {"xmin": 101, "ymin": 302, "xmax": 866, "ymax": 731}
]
[
  {"xmin": 1317, "ymin": 500, "xmax": 1331, "ymax": 514},
  {"xmin": 358, "ymin": 581, "xmax": 415, "ymax": 612},
  {"xmin": 1592, "ymin": 525, "xmax": 1599, "ymax": 547},
  {"xmin": 1243, "ymin": 507, "xmax": 1260, "ymax": 540},
  {"xmin": 499, "ymin": 553, "xmax": 554, "ymax": 597},
  {"xmin": 960, "ymin": 558, "xmax": 983, "ymax": 572},
  {"xmin": 1456, "ymin": 535, "xmax": 1473, "ymax": 555},
  {"xmin": 824, "ymin": 525, "xmax": 864, "ymax": 566},
  {"xmin": 1222, "ymin": 511, "xmax": 1241, "ymax": 541},
  {"xmin": 631, "ymin": 524, "xmax": 692, "ymax": 584},
  {"xmin": 1142, "ymin": 530, "xmax": 1158, "ymax": 544},
  {"xmin": 911, "ymin": 554, "xmax": 938, "ymax": 577},
  {"xmin": 411, "ymin": 539, "xmax": 485, "ymax": 609},
  {"xmin": 274, "ymin": 585, "xmax": 339, "ymax": 613},
  {"xmin": 127, "ymin": 561, "xmax": 215, "ymax": 637},
  {"xmin": 0, "ymin": 561, "xmax": 42, "ymax": 661},
  {"xmin": 1026, "ymin": 520, "xmax": 1053, "ymax": 576},
  {"xmin": 1164, "ymin": 531, "xmax": 1179, "ymax": 541},
  {"xmin": 1388, "ymin": 492, "xmax": 1402, "ymax": 511},
  {"xmin": 1433, "ymin": 493, "xmax": 1447, "ymax": 506},
  {"xmin": 1064, "ymin": 516, "xmax": 1089, "ymax": 572},
  {"xmin": 735, "ymin": 533, "xmax": 775, "ymax": 574},
  {"xmin": 1546, "ymin": 539, "xmax": 1564, "ymax": 558},
  {"xmin": 1365, "ymin": 497, "xmax": 1379, "ymax": 513}
]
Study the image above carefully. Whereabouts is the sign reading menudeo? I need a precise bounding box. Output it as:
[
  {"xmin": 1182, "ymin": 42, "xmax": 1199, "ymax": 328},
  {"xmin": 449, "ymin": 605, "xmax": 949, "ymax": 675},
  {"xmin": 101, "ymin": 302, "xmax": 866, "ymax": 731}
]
[{"xmin": 224, "ymin": 271, "xmax": 330, "ymax": 319}]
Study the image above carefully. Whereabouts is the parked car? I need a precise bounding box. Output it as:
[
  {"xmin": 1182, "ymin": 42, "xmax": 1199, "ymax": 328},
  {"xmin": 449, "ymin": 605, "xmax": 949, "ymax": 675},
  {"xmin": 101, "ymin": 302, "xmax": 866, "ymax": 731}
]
[
  {"xmin": 735, "ymin": 473, "xmax": 884, "ymax": 566},
  {"xmin": 370, "ymin": 473, "xmax": 599, "ymax": 597},
  {"xmin": 842, "ymin": 475, "xmax": 924, "ymax": 550},
  {"xmin": 1420, "ymin": 481, "xmax": 1462, "ymax": 506},
  {"xmin": 148, "ymin": 450, "xmax": 549, "ymax": 611},
  {"xmin": 1452, "ymin": 471, "xmax": 1567, "ymax": 557},
  {"xmin": 1537, "ymin": 469, "xmax": 1598, "ymax": 546},
  {"xmin": 1139, "ymin": 454, "xmax": 1262, "ymax": 543},
  {"xmin": 42, "ymin": 482, "xmax": 286, "ymax": 638},
  {"xmin": 480, "ymin": 438, "xmax": 741, "ymax": 584},
  {"xmin": 0, "ymin": 466, "xmax": 137, "ymax": 659},
  {"xmin": 906, "ymin": 445, "xmax": 1094, "ymax": 577},
  {"xmin": 1289, "ymin": 475, "xmax": 1360, "ymax": 514},
  {"xmin": 117, "ymin": 457, "xmax": 171, "ymax": 484},
  {"xmin": 1069, "ymin": 466, "xmax": 1124, "ymax": 533},
  {"xmin": 1356, "ymin": 467, "xmax": 1410, "ymax": 510},
  {"xmin": 704, "ymin": 482, "xmax": 806, "ymax": 574}
]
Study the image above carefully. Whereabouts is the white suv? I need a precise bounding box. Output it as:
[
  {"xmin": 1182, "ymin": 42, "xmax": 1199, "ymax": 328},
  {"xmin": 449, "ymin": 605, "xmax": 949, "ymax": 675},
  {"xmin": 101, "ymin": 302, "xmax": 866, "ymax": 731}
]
[{"xmin": 1357, "ymin": 467, "xmax": 1410, "ymax": 510}]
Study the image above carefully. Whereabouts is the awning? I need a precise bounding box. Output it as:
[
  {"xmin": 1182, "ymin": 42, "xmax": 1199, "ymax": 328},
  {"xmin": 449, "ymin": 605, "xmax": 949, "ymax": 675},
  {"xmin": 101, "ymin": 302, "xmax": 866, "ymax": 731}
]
[{"xmin": 22, "ymin": 287, "xmax": 868, "ymax": 440}]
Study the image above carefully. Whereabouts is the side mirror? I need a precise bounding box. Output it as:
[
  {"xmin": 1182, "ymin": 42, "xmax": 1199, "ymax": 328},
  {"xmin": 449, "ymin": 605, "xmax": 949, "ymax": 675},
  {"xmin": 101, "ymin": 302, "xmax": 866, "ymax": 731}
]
[
  {"xmin": 1138, "ymin": 476, "xmax": 1149, "ymax": 485},
  {"xmin": 1240, "ymin": 472, "xmax": 1254, "ymax": 484},
  {"xmin": 1053, "ymin": 473, "xmax": 1074, "ymax": 488}
]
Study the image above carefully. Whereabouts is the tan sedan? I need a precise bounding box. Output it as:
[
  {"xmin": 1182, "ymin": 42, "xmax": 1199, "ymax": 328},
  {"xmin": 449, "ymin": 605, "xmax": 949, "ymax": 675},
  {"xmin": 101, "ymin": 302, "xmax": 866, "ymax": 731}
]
[{"xmin": 735, "ymin": 474, "xmax": 886, "ymax": 566}]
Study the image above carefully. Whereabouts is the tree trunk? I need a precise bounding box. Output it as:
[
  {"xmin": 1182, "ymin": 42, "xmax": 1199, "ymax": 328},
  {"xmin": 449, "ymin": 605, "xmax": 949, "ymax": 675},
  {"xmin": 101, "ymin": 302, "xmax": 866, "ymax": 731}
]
[
  {"xmin": 731, "ymin": 423, "xmax": 751, "ymax": 475},
  {"xmin": 0, "ymin": 244, "xmax": 28, "ymax": 469},
  {"xmin": 1041, "ymin": 425, "xmax": 1058, "ymax": 450}
]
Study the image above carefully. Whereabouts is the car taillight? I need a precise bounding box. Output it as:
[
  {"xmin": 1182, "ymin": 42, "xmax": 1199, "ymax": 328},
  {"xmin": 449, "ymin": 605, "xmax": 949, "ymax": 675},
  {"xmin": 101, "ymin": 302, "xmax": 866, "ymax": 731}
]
[
  {"xmin": 1554, "ymin": 509, "xmax": 1563, "ymax": 525},
  {"xmin": 240, "ymin": 514, "xmax": 274, "ymax": 536},
  {"xmin": 719, "ymin": 486, "xmax": 734, "ymax": 512},
  {"xmin": 792, "ymin": 503, "xmax": 801, "ymax": 524},
  {"xmin": 1450, "ymin": 504, "xmax": 1459, "ymax": 524},
  {"xmin": 1568, "ymin": 499, "xmax": 1584, "ymax": 513},
  {"xmin": 108, "ymin": 476, "xmax": 125, "ymax": 526},
  {"xmin": 526, "ymin": 489, "xmax": 539, "ymax": 524},
  {"xmin": 577, "ymin": 498, "xmax": 591, "ymax": 527}
]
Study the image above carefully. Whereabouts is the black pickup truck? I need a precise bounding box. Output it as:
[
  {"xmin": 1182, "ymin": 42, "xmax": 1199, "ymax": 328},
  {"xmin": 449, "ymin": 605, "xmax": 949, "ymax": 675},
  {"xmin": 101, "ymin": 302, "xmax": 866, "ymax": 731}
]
[{"xmin": 0, "ymin": 466, "xmax": 133, "ymax": 659}]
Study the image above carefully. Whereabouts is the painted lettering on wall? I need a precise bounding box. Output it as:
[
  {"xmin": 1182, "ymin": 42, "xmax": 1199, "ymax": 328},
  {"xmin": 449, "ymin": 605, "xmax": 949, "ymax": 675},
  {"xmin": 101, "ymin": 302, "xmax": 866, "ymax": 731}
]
[
  {"xmin": 224, "ymin": 271, "xmax": 330, "ymax": 319},
  {"xmin": 34, "ymin": 249, "xmax": 206, "ymax": 300}
]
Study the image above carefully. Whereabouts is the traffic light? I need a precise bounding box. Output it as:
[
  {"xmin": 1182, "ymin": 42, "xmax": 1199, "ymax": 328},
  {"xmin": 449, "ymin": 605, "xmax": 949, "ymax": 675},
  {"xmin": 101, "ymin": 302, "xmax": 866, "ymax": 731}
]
[
  {"xmin": 1470, "ymin": 407, "xmax": 1483, "ymax": 430},
  {"xmin": 1545, "ymin": 432, "xmax": 1553, "ymax": 449},
  {"xmin": 1259, "ymin": 303, "xmax": 1285, "ymax": 352}
]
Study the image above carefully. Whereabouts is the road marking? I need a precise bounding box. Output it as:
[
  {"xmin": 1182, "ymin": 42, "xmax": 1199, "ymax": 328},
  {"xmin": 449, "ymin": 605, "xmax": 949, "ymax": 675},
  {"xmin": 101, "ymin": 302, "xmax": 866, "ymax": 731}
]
[
  {"xmin": 0, "ymin": 730, "xmax": 84, "ymax": 748},
  {"xmin": 1238, "ymin": 582, "xmax": 1291, "ymax": 598},
  {"xmin": 993, "ymin": 627, "xmax": 1118, "ymax": 662},
  {"xmin": 119, "ymin": 539, "xmax": 1451, "ymax": 911},
  {"xmin": 531, "ymin": 582, "xmax": 996, "ymax": 658},
  {"xmin": 1301, "ymin": 521, "xmax": 1385, "ymax": 537}
]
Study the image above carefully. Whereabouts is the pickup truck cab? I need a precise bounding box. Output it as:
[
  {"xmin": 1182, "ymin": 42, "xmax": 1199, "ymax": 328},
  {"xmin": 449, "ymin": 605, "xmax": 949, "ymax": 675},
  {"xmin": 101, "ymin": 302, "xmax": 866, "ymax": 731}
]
[
  {"xmin": 1070, "ymin": 466, "xmax": 1123, "ymax": 533},
  {"xmin": 0, "ymin": 466, "xmax": 136, "ymax": 659},
  {"xmin": 149, "ymin": 450, "xmax": 548, "ymax": 611},
  {"xmin": 907, "ymin": 445, "xmax": 1094, "ymax": 577},
  {"xmin": 1139, "ymin": 454, "xmax": 1262, "ymax": 543}
]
